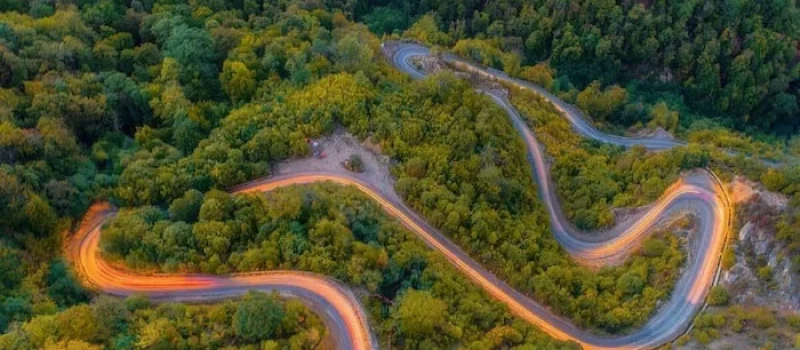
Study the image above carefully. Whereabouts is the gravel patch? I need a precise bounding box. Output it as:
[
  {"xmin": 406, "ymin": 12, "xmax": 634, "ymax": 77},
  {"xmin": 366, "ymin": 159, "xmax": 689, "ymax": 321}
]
[{"xmin": 275, "ymin": 128, "xmax": 400, "ymax": 201}]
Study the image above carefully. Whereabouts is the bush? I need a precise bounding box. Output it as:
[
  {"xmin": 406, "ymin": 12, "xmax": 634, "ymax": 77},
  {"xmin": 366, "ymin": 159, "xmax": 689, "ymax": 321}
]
[
  {"xmin": 787, "ymin": 313, "xmax": 800, "ymax": 330},
  {"xmin": 693, "ymin": 329, "xmax": 711, "ymax": 344},
  {"xmin": 707, "ymin": 286, "xmax": 729, "ymax": 306},
  {"xmin": 750, "ymin": 308, "xmax": 777, "ymax": 329},
  {"xmin": 756, "ymin": 266, "xmax": 773, "ymax": 282},
  {"xmin": 345, "ymin": 154, "xmax": 364, "ymax": 173}
]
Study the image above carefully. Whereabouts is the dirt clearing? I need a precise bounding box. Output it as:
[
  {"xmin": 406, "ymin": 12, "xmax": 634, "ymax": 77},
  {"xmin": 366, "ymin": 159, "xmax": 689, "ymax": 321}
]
[{"xmin": 275, "ymin": 128, "xmax": 399, "ymax": 201}]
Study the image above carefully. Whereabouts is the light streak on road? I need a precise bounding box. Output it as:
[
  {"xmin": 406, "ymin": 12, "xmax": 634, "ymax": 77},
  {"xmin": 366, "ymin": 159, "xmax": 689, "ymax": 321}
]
[
  {"xmin": 62, "ymin": 41, "xmax": 734, "ymax": 350},
  {"xmin": 65, "ymin": 202, "xmax": 376, "ymax": 350},
  {"xmin": 384, "ymin": 41, "xmax": 732, "ymax": 349}
]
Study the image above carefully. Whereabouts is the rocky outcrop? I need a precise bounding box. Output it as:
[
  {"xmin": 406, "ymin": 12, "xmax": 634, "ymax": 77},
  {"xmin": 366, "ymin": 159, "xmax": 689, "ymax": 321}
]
[{"xmin": 722, "ymin": 177, "xmax": 797, "ymax": 310}]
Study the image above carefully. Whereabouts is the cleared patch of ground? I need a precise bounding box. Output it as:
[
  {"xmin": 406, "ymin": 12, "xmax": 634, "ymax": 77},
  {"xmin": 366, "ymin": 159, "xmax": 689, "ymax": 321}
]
[{"xmin": 275, "ymin": 128, "xmax": 399, "ymax": 201}]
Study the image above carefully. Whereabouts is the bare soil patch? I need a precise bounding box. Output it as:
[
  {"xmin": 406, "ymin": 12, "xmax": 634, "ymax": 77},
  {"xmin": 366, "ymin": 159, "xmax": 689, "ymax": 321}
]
[{"xmin": 275, "ymin": 128, "xmax": 399, "ymax": 201}]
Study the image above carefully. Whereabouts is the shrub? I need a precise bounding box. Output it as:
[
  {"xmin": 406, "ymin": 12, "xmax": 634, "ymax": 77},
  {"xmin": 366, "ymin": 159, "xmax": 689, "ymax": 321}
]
[
  {"xmin": 707, "ymin": 286, "xmax": 729, "ymax": 306},
  {"xmin": 345, "ymin": 154, "xmax": 364, "ymax": 173},
  {"xmin": 750, "ymin": 307, "xmax": 777, "ymax": 329}
]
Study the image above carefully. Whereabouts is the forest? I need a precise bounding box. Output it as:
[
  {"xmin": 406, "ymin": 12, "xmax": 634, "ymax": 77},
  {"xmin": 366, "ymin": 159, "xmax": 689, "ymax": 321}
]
[
  {"xmin": 0, "ymin": 291, "xmax": 327, "ymax": 349},
  {"xmin": 104, "ymin": 183, "xmax": 579, "ymax": 349},
  {"xmin": 0, "ymin": 0, "xmax": 797, "ymax": 349},
  {"xmin": 508, "ymin": 86, "xmax": 710, "ymax": 229},
  {"xmin": 356, "ymin": 0, "xmax": 799, "ymax": 135}
]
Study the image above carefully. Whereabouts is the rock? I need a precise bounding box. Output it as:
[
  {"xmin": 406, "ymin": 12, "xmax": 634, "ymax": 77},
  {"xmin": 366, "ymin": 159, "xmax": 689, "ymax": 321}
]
[
  {"xmin": 723, "ymin": 270, "xmax": 736, "ymax": 284},
  {"xmin": 724, "ymin": 183, "xmax": 800, "ymax": 311},
  {"xmin": 754, "ymin": 240, "xmax": 769, "ymax": 256},
  {"xmin": 739, "ymin": 221, "xmax": 753, "ymax": 241},
  {"xmin": 731, "ymin": 176, "xmax": 788, "ymax": 207}
]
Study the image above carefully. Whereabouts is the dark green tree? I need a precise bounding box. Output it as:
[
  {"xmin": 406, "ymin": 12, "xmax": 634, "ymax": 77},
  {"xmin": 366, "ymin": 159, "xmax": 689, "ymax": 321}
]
[{"xmin": 233, "ymin": 291, "xmax": 286, "ymax": 342}]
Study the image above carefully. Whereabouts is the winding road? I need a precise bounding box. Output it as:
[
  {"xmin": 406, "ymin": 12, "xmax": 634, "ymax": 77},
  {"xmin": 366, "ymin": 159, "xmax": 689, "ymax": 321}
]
[
  {"xmin": 64, "ymin": 41, "xmax": 733, "ymax": 350},
  {"xmin": 65, "ymin": 201, "xmax": 376, "ymax": 350}
]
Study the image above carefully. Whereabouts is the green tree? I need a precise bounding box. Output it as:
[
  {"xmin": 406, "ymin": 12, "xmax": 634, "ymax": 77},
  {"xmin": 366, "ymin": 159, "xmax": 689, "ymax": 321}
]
[
  {"xmin": 1, "ymin": 297, "xmax": 32, "ymax": 331},
  {"xmin": 335, "ymin": 33, "xmax": 375, "ymax": 73},
  {"xmin": 0, "ymin": 243, "xmax": 23, "ymax": 295},
  {"xmin": 23, "ymin": 193, "xmax": 57, "ymax": 237},
  {"xmin": 162, "ymin": 25, "xmax": 219, "ymax": 100},
  {"xmin": 47, "ymin": 260, "xmax": 89, "ymax": 307},
  {"xmin": 616, "ymin": 269, "xmax": 645, "ymax": 296},
  {"xmin": 362, "ymin": 7, "xmax": 408, "ymax": 35},
  {"xmin": 91, "ymin": 296, "xmax": 130, "ymax": 342},
  {"xmin": 43, "ymin": 340, "xmax": 100, "ymax": 350},
  {"xmin": 54, "ymin": 305, "xmax": 98, "ymax": 342},
  {"xmin": 518, "ymin": 63, "xmax": 555, "ymax": 90},
  {"xmin": 220, "ymin": 60, "xmax": 256, "ymax": 102},
  {"xmin": 648, "ymin": 102, "xmax": 679, "ymax": 132},
  {"xmin": 168, "ymin": 189, "xmax": 204, "ymax": 222},
  {"xmin": 576, "ymin": 81, "xmax": 627, "ymax": 121},
  {"xmin": 198, "ymin": 190, "xmax": 233, "ymax": 222},
  {"xmin": 396, "ymin": 289, "xmax": 447, "ymax": 336},
  {"xmin": 136, "ymin": 318, "xmax": 180, "ymax": 349},
  {"xmin": 233, "ymin": 291, "xmax": 286, "ymax": 342},
  {"xmin": 403, "ymin": 14, "xmax": 452, "ymax": 46}
]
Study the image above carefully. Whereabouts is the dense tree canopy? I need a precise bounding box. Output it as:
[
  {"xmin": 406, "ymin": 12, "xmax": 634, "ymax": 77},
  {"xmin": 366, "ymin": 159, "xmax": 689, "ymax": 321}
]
[
  {"xmin": 0, "ymin": 292, "xmax": 325, "ymax": 349},
  {"xmin": 357, "ymin": 0, "xmax": 799, "ymax": 134},
  {"xmin": 0, "ymin": 0, "xmax": 795, "ymax": 347},
  {"xmin": 509, "ymin": 86, "xmax": 711, "ymax": 229}
]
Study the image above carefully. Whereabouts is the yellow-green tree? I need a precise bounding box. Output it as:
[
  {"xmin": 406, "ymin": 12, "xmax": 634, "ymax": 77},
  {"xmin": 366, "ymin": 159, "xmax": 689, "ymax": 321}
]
[
  {"xmin": 220, "ymin": 60, "xmax": 256, "ymax": 102},
  {"xmin": 576, "ymin": 81, "xmax": 627, "ymax": 121},
  {"xmin": 396, "ymin": 289, "xmax": 447, "ymax": 336}
]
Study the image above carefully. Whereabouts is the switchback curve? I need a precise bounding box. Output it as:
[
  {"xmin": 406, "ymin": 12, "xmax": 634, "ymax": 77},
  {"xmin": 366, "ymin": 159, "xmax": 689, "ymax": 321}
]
[
  {"xmin": 383, "ymin": 41, "xmax": 731, "ymax": 349},
  {"xmin": 62, "ymin": 41, "xmax": 734, "ymax": 350},
  {"xmin": 64, "ymin": 201, "xmax": 377, "ymax": 350}
]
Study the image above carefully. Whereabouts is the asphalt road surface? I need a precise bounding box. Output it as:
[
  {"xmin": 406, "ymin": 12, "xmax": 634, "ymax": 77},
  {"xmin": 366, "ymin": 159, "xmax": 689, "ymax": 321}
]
[
  {"xmin": 65, "ymin": 202, "xmax": 377, "ymax": 350},
  {"xmin": 386, "ymin": 41, "xmax": 730, "ymax": 349},
  {"xmin": 63, "ymin": 41, "xmax": 734, "ymax": 350}
]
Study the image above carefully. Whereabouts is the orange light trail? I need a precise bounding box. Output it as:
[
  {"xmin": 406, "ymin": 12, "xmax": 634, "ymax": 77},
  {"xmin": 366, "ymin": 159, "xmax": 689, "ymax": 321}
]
[
  {"xmin": 61, "ymin": 42, "xmax": 735, "ymax": 350},
  {"xmin": 67, "ymin": 167, "xmax": 729, "ymax": 350},
  {"xmin": 65, "ymin": 201, "xmax": 376, "ymax": 350}
]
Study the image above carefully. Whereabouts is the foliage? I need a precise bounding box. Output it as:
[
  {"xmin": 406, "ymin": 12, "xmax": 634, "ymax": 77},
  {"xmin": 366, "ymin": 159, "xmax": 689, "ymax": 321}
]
[
  {"xmin": 86, "ymin": 6, "xmax": 692, "ymax": 335},
  {"xmin": 576, "ymin": 81, "xmax": 627, "ymax": 122},
  {"xmin": 395, "ymin": 289, "xmax": 447, "ymax": 336},
  {"xmin": 102, "ymin": 183, "xmax": 577, "ymax": 348},
  {"xmin": 0, "ymin": 293, "xmax": 324, "ymax": 349},
  {"xmin": 402, "ymin": 14, "xmax": 452, "ymax": 46},
  {"xmin": 0, "ymin": 243, "xmax": 23, "ymax": 296},
  {"xmin": 220, "ymin": 60, "xmax": 256, "ymax": 103},
  {"xmin": 647, "ymin": 102, "xmax": 680, "ymax": 133},
  {"xmin": 509, "ymin": 86, "xmax": 709, "ymax": 229},
  {"xmin": 518, "ymin": 63, "xmax": 555, "ymax": 90},
  {"xmin": 760, "ymin": 164, "xmax": 800, "ymax": 274},
  {"xmin": 362, "ymin": 6, "xmax": 409, "ymax": 35},
  {"xmin": 691, "ymin": 305, "xmax": 798, "ymax": 348},
  {"xmin": 346, "ymin": 154, "xmax": 364, "ymax": 173},
  {"xmin": 452, "ymin": 38, "xmax": 520, "ymax": 74},
  {"xmin": 372, "ymin": 0, "xmax": 799, "ymax": 134},
  {"xmin": 707, "ymin": 286, "xmax": 730, "ymax": 306},
  {"xmin": 233, "ymin": 292, "xmax": 288, "ymax": 342},
  {"xmin": 0, "ymin": 0, "xmax": 774, "ymax": 344},
  {"xmin": 46, "ymin": 260, "xmax": 89, "ymax": 308}
]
